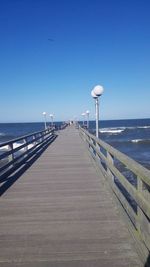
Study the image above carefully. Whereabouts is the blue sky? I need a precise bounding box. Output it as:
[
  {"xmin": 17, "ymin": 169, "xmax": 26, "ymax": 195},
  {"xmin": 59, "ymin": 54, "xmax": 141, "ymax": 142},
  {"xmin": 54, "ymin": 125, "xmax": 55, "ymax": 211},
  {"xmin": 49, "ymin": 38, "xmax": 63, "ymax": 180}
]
[{"xmin": 0, "ymin": 0, "xmax": 150, "ymax": 122}]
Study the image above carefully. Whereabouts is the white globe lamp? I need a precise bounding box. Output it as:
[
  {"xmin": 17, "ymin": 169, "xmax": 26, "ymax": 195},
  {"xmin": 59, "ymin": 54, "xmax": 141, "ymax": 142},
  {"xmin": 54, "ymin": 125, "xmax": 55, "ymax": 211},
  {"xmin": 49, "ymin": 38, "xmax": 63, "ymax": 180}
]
[
  {"xmin": 86, "ymin": 110, "xmax": 90, "ymax": 129},
  {"xmin": 91, "ymin": 90, "xmax": 97, "ymax": 99},
  {"xmin": 93, "ymin": 85, "xmax": 104, "ymax": 97}
]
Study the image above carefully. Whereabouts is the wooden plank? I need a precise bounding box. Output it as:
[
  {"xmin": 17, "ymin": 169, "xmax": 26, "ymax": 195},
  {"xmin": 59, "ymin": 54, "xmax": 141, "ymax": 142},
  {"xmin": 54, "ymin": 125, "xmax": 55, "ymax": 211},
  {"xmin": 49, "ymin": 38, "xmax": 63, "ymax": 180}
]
[{"xmin": 0, "ymin": 126, "xmax": 143, "ymax": 267}]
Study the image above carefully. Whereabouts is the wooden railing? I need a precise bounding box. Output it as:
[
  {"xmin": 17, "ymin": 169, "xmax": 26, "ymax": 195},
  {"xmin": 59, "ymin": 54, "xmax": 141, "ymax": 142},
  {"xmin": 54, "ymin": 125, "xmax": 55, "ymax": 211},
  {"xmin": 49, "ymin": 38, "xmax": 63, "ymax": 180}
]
[
  {"xmin": 79, "ymin": 125, "xmax": 150, "ymax": 262},
  {"xmin": 0, "ymin": 128, "xmax": 56, "ymax": 182}
]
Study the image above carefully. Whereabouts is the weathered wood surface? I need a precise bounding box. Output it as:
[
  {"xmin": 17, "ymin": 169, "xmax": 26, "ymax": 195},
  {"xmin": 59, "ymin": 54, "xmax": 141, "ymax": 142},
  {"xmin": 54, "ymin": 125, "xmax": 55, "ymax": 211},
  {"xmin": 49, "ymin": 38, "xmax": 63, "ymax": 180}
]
[
  {"xmin": 79, "ymin": 126, "xmax": 150, "ymax": 260},
  {"xmin": 0, "ymin": 126, "xmax": 143, "ymax": 267}
]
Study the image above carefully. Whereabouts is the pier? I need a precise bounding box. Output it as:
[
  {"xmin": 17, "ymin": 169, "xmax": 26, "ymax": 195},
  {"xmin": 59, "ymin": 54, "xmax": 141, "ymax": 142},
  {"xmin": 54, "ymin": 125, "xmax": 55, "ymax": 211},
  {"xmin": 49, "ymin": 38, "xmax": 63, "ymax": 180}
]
[{"xmin": 0, "ymin": 125, "xmax": 150, "ymax": 266}]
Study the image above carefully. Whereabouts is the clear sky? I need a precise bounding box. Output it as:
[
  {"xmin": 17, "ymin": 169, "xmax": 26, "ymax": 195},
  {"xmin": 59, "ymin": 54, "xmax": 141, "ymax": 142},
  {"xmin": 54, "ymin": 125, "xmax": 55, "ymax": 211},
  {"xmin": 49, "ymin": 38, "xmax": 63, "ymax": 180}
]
[{"xmin": 0, "ymin": 0, "xmax": 150, "ymax": 122}]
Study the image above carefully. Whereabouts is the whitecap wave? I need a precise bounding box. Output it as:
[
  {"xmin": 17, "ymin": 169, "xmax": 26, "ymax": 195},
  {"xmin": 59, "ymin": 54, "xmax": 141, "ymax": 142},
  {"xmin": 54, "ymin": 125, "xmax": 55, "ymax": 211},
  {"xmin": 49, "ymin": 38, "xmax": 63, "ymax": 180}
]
[
  {"xmin": 131, "ymin": 139, "xmax": 150, "ymax": 144},
  {"xmin": 99, "ymin": 125, "xmax": 150, "ymax": 134},
  {"xmin": 131, "ymin": 139, "xmax": 143, "ymax": 143},
  {"xmin": 13, "ymin": 142, "xmax": 35, "ymax": 151},
  {"xmin": 0, "ymin": 133, "xmax": 5, "ymax": 136},
  {"xmin": 137, "ymin": 126, "xmax": 150, "ymax": 129},
  {"xmin": 0, "ymin": 145, "xmax": 9, "ymax": 151},
  {"xmin": 100, "ymin": 127, "xmax": 125, "ymax": 134},
  {"xmin": 126, "ymin": 127, "xmax": 137, "ymax": 130},
  {"xmin": 125, "ymin": 126, "xmax": 150, "ymax": 130},
  {"xmin": 0, "ymin": 142, "xmax": 35, "ymax": 152}
]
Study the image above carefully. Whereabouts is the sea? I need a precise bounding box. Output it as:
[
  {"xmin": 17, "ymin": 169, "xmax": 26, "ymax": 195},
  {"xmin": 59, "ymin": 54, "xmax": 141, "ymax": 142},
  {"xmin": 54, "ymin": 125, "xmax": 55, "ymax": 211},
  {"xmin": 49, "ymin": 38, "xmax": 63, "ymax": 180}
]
[
  {"xmin": 0, "ymin": 118, "xmax": 150, "ymax": 170},
  {"xmin": 0, "ymin": 122, "xmax": 62, "ymax": 143},
  {"xmin": 86, "ymin": 118, "xmax": 150, "ymax": 170}
]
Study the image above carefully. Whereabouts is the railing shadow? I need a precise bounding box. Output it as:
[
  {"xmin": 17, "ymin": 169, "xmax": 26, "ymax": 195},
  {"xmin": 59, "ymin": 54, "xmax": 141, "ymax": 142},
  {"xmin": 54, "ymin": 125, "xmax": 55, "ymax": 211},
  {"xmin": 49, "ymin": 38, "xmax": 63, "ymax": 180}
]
[
  {"xmin": 145, "ymin": 253, "xmax": 150, "ymax": 267},
  {"xmin": 0, "ymin": 135, "xmax": 57, "ymax": 197}
]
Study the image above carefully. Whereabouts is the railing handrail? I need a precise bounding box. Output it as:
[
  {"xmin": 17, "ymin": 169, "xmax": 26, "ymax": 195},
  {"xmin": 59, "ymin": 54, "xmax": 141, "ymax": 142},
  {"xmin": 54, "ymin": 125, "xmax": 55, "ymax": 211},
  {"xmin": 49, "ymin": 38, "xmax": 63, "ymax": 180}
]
[
  {"xmin": 0, "ymin": 128, "xmax": 53, "ymax": 148},
  {"xmin": 79, "ymin": 125, "xmax": 150, "ymax": 262},
  {"xmin": 80, "ymin": 126, "xmax": 150, "ymax": 187},
  {"xmin": 0, "ymin": 130, "xmax": 52, "ymax": 161}
]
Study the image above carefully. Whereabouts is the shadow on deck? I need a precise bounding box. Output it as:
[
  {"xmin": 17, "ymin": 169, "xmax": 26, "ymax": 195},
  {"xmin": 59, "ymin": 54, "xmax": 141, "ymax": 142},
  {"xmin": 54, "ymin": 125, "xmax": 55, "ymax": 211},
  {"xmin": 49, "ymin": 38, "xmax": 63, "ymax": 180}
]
[
  {"xmin": 0, "ymin": 135, "xmax": 57, "ymax": 197},
  {"xmin": 145, "ymin": 253, "xmax": 150, "ymax": 267}
]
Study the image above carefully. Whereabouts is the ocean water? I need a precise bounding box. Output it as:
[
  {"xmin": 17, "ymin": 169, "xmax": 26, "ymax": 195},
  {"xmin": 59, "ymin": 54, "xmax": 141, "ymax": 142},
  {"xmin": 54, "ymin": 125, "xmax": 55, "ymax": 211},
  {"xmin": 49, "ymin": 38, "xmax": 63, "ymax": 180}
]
[
  {"xmin": 0, "ymin": 122, "xmax": 62, "ymax": 143},
  {"xmin": 85, "ymin": 118, "xmax": 150, "ymax": 170}
]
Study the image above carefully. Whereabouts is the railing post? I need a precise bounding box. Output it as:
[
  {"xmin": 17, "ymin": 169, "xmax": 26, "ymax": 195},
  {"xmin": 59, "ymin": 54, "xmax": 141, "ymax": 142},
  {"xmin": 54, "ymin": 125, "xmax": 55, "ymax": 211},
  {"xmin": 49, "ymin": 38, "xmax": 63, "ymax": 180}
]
[
  {"xmin": 8, "ymin": 143, "xmax": 14, "ymax": 163},
  {"xmin": 88, "ymin": 135, "xmax": 91, "ymax": 150},
  {"xmin": 42, "ymin": 131, "xmax": 46, "ymax": 141},
  {"xmin": 137, "ymin": 177, "xmax": 145, "ymax": 237},
  {"xmin": 32, "ymin": 134, "xmax": 36, "ymax": 146},
  {"xmin": 45, "ymin": 129, "xmax": 49, "ymax": 139},
  {"xmin": 91, "ymin": 139, "xmax": 96, "ymax": 158},
  {"xmin": 136, "ymin": 176, "xmax": 150, "ymax": 254},
  {"xmin": 107, "ymin": 151, "xmax": 114, "ymax": 182},
  {"xmin": 23, "ymin": 138, "xmax": 28, "ymax": 157},
  {"xmin": 95, "ymin": 142, "xmax": 100, "ymax": 161},
  {"xmin": 39, "ymin": 132, "xmax": 43, "ymax": 143}
]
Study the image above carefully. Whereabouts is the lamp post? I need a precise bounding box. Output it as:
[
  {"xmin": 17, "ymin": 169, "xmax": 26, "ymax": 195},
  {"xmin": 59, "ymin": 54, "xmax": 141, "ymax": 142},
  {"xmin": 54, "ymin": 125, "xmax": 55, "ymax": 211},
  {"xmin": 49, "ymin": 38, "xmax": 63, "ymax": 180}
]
[
  {"xmin": 49, "ymin": 114, "xmax": 54, "ymax": 128},
  {"xmin": 91, "ymin": 85, "xmax": 104, "ymax": 138},
  {"xmin": 86, "ymin": 110, "xmax": 90, "ymax": 129},
  {"xmin": 42, "ymin": 112, "xmax": 47, "ymax": 130},
  {"xmin": 81, "ymin": 113, "xmax": 86, "ymax": 127}
]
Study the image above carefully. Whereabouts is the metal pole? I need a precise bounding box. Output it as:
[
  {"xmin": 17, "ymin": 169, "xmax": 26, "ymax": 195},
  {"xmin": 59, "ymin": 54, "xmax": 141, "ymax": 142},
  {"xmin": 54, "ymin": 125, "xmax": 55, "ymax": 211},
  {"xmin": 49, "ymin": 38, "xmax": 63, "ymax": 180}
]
[
  {"xmin": 83, "ymin": 117, "xmax": 84, "ymax": 127},
  {"xmin": 87, "ymin": 113, "xmax": 89, "ymax": 129},
  {"xmin": 44, "ymin": 115, "xmax": 47, "ymax": 130},
  {"xmin": 43, "ymin": 112, "xmax": 47, "ymax": 130},
  {"xmin": 95, "ymin": 97, "xmax": 99, "ymax": 138}
]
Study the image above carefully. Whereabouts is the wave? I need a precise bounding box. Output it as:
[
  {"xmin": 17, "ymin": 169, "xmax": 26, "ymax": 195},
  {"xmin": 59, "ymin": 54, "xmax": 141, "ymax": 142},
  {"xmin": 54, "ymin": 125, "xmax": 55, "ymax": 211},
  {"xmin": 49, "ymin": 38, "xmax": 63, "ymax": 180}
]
[
  {"xmin": 99, "ymin": 125, "xmax": 150, "ymax": 135},
  {"xmin": 0, "ymin": 133, "xmax": 5, "ymax": 136},
  {"xmin": 110, "ymin": 139, "xmax": 150, "ymax": 146},
  {"xmin": 131, "ymin": 139, "xmax": 150, "ymax": 144},
  {"xmin": 0, "ymin": 142, "xmax": 34, "ymax": 152},
  {"xmin": 131, "ymin": 139, "xmax": 143, "ymax": 143},
  {"xmin": 137, "ymin": 126, "xmax": 150, "ymax": 129},
  {"xmin": 100, "ymin": 127, "xmax": 125, "ymax": 134},
  {"xmin": 126, "ymin": 126, "xmax": 150, "ymax": 130}
]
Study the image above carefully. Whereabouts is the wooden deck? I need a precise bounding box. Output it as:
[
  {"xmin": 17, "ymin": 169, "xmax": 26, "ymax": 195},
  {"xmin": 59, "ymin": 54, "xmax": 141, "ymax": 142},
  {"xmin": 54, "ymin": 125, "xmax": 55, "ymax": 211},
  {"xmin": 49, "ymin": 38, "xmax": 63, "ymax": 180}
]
[{"xmin": 0, "ymin": 126, "xmax": 143, "ymax": 266}]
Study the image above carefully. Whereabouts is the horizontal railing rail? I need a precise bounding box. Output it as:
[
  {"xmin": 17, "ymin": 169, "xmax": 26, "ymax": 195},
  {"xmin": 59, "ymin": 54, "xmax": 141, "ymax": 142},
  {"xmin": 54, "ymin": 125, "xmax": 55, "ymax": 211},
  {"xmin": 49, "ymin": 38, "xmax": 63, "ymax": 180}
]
[
  {"xmin": 0, "ymin": 128, "xmax": 56, "ymax": 181},
  {"xmin": 60, "ymin": 123, "xmax": 69, "ymax": 130},
  {"xmin": 79, "ymin": 125, "xmax": 150, "ymax": 261}
]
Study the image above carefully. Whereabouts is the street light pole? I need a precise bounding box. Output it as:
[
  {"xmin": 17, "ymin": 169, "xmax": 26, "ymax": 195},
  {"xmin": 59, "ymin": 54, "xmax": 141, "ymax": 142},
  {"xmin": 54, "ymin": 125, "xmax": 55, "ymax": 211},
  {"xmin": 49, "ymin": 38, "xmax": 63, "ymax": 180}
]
[
  {"xmin": 95, "ymin": 98, "xmax": 99, "ymax": 138},
  {"xmin": 91, "ymin": 85, "xmax": 104, "ymax": 138},
  {"xmin": 86, "ymin": 110, "xmax": 90, "ymax": 129},
  {"xmin": 42, "ymin": 112, "xmax": 47, "ymax": 130},
  {"xmin": 81, "ymin": 113, "xmax": 86, "ymax": 127},
  {"xmin": 49, "ymin": 114, "xmax": 54, "ymax": 128}
]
